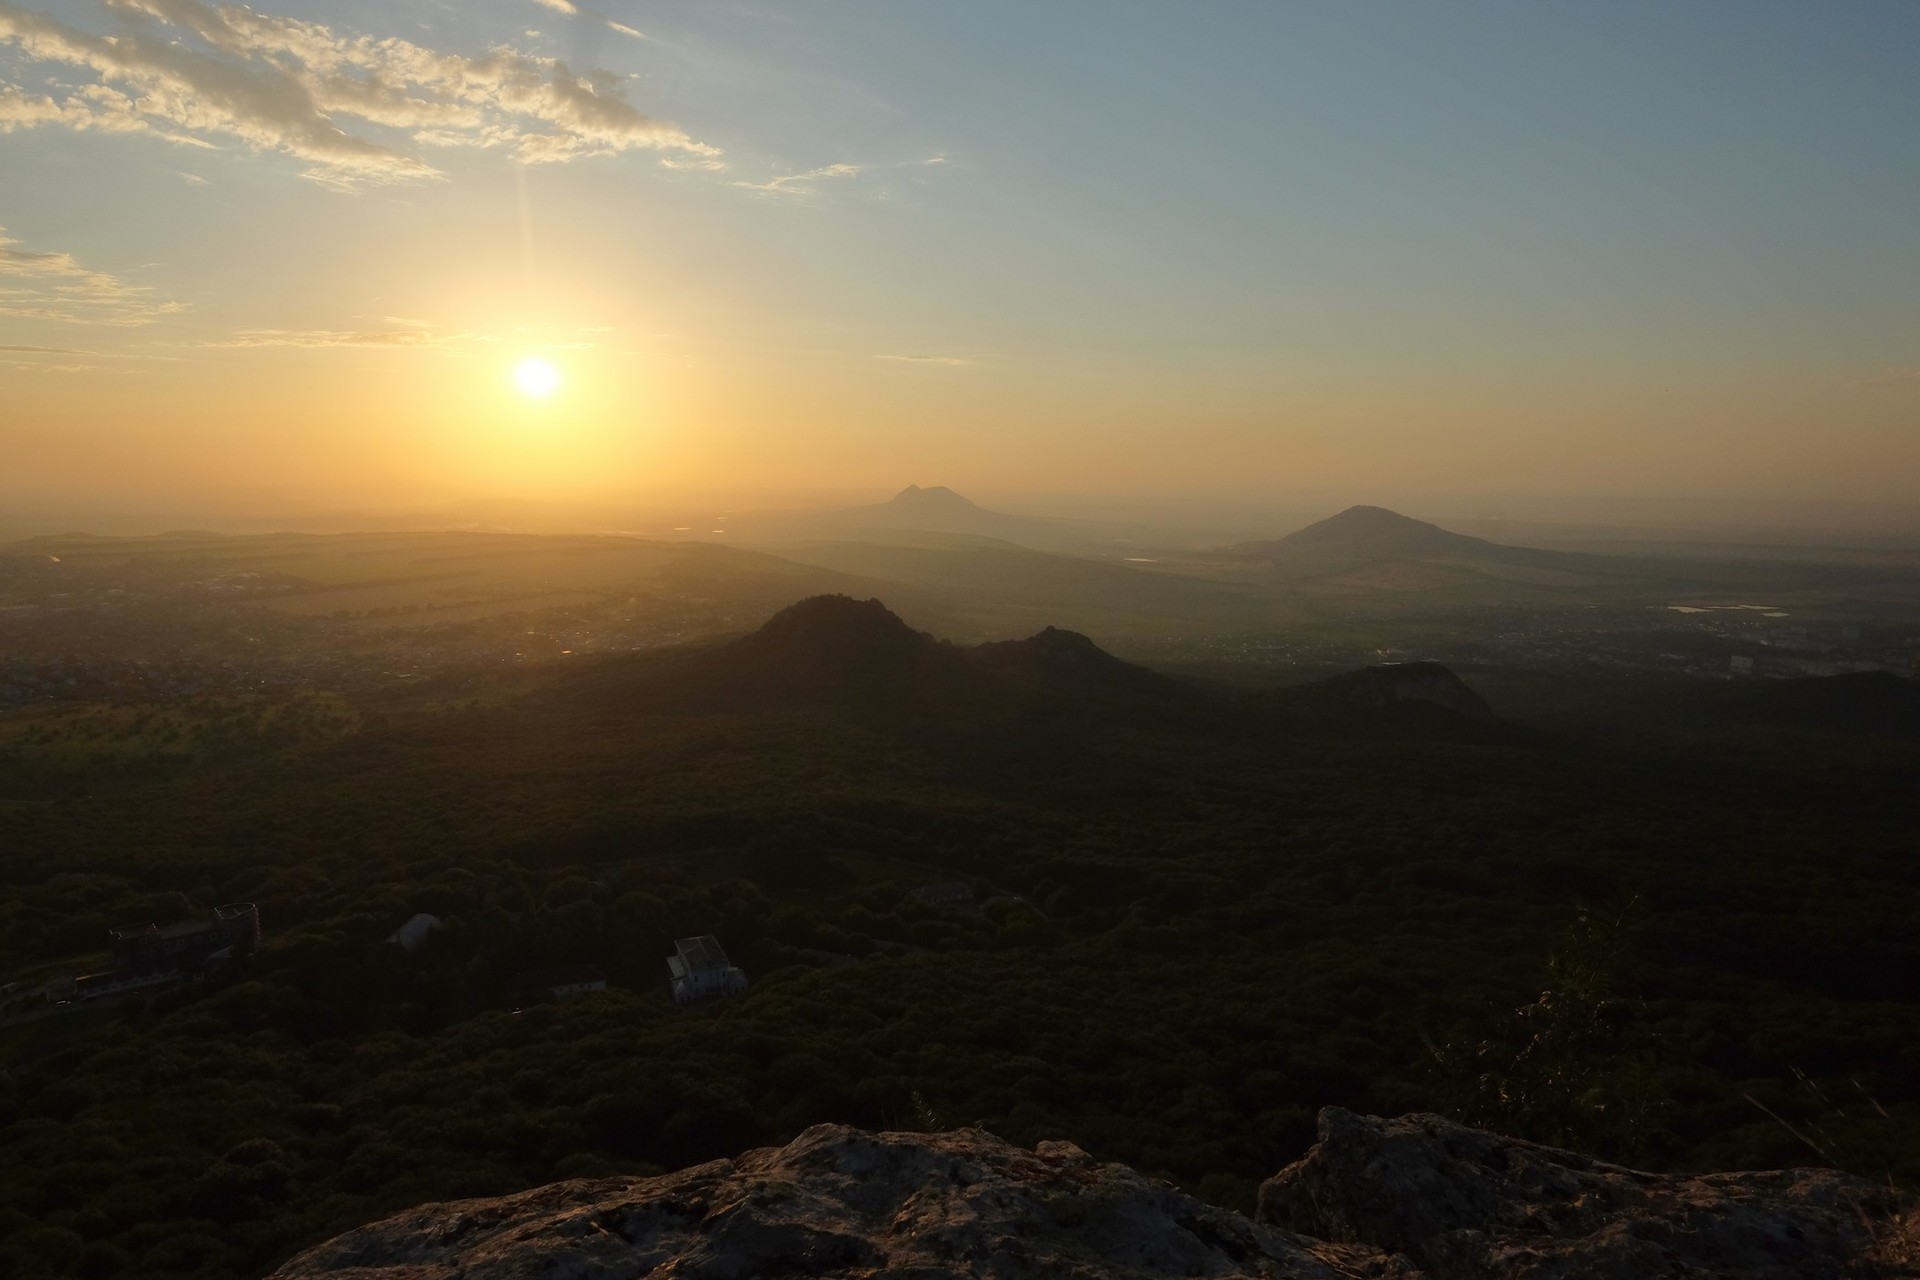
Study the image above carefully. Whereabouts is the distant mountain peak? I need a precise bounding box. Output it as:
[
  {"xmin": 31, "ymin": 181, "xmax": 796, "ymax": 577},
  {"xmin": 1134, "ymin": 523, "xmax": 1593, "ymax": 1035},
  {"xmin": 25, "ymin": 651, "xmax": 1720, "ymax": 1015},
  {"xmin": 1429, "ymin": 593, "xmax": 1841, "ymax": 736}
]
[
  {"xmin": 1252, "ymin": 504, "xmax": 1499, "ymax": 559},
  {"xmin": 890, "ymin": 485, "xmax": 980, "ymax": 510},
  {"xmin": 1288, "ymin": 505, "xmax": 1453, "ymax": 541}
]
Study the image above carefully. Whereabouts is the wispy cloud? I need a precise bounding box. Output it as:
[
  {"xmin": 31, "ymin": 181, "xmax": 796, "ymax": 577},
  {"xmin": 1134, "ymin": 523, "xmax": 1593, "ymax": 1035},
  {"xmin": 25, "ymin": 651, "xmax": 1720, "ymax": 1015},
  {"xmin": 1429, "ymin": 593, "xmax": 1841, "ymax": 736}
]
[
  {"xmin": 735, "ymin": 161, "xmax": 861, "ymax": 197},
  {"xmin": 876, "ymin": 353, "xmax": 975, "ymax": 367},
  {"xmin": 208, "ymin": 324, "xmax": 473, "ymax": 348},
  {"xmin": 205, "ymin": 319, "xmax": 610, "ymax": 350},
  {"xmin": 734, "ymin": 154, "xmax": 951, "ymax": 201},
  {"xmin": 0, "ymin": 0, "xmax": 714, "ymax": 186},
  {"xmin": 528, "ymin": 0, "xmax": 646, "ymax": 40},
  {"xmin": 0, "ymin": 227, "xmax": 184, "ymax": 325}
]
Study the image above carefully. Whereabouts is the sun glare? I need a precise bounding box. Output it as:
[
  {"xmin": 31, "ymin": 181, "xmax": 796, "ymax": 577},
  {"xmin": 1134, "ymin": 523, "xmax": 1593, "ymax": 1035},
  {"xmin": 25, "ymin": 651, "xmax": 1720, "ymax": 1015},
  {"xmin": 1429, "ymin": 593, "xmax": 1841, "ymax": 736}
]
[{"xmin": 513, "ymin": 356, "xmax": 562, "ymax": 398}]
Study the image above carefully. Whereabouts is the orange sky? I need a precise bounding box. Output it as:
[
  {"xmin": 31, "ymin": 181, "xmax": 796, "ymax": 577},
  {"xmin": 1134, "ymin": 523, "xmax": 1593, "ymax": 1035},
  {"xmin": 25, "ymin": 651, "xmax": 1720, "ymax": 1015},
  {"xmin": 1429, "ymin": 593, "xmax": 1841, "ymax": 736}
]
[{"xmin": 4, "ymin": 2, "xmax": 1918, "ymax": 523}]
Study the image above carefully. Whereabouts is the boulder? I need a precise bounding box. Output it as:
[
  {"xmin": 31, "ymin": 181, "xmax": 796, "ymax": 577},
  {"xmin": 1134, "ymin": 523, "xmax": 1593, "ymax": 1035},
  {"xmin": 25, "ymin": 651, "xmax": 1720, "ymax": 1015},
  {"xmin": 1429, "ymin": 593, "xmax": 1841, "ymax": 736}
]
[
  {"xmin": 1258, "ymin": 1107, "xmax": 1910, "ymax": 1279},
  {"xmin": 269, "ymin": 1110, "xmax": 1913, "ymax": 1279}
]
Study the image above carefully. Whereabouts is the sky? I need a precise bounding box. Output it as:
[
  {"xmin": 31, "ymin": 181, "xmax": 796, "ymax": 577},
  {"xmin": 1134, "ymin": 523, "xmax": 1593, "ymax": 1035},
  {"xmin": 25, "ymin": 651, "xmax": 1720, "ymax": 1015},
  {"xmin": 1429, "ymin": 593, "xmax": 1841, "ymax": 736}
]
[{"xmin": 3, "ymin": 1, "xmax": 1919, "ymax": 527}]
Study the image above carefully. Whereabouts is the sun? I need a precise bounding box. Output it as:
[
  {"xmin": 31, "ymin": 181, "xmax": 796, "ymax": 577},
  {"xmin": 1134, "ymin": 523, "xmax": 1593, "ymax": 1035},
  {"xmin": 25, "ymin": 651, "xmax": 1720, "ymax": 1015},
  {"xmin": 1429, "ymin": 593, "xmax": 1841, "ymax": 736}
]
[{"xmin": 513, "ymin": 356, "xmax": 562, "ymax": 398}]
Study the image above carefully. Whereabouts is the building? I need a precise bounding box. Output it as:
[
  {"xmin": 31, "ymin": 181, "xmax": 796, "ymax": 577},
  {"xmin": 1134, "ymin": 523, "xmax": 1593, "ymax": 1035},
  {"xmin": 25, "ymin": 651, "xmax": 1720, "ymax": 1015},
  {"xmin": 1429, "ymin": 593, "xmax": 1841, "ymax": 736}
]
[
  {"xmin": 666, "ymin": 935, "xmax": 748, "ymax": 1004},
  {"xmin": 510, "ymin": 964, "xmax": 608, "ymax": 1005},
  {"xmin": 108, "ymin": 903, "xmax": 260, "ymax": 978}
]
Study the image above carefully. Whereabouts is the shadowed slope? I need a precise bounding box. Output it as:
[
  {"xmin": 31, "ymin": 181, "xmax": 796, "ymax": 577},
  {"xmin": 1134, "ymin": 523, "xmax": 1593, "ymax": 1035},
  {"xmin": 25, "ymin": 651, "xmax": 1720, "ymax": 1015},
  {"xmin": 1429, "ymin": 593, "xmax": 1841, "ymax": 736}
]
[{"xmin": 1259, "ymin": 662, "xmax": 1496, "ymax": 725}]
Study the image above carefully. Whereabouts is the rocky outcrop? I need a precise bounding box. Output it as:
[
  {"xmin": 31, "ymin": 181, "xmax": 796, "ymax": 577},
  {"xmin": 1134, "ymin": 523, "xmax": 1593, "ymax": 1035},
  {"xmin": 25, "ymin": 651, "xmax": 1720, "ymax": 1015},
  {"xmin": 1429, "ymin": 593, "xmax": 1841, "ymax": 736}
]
[
  {"xmin": 270, "ymin": 1111, "xmax": 1912, "ymax": 1279},
  {"xmin": 1258, "ymin": 1108, "xmax": 1911, "ymax": 1279},
  {"xmin": 269, "ymin": 1123, "xmax": 1400, "ymax": 1280}
]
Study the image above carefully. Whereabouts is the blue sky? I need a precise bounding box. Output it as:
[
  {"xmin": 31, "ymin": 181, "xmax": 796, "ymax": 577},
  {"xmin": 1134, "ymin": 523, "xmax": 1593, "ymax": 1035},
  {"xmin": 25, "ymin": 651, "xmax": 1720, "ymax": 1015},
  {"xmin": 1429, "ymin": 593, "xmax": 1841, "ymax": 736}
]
[{"xmin": 3, "ymin": 1, "xmax": 1918, "ymax": 509}]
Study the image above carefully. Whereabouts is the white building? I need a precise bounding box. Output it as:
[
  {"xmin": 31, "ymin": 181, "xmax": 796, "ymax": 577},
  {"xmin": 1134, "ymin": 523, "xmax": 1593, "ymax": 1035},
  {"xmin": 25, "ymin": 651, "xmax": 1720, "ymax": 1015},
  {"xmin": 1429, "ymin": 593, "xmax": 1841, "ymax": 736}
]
[
  {"xmin": 385, "ymin": 913, "xmax": 443, "ymax": 952},
  {"xmin": 667, "ymin": 935, "xmax": 748, "ymax": 1004}
]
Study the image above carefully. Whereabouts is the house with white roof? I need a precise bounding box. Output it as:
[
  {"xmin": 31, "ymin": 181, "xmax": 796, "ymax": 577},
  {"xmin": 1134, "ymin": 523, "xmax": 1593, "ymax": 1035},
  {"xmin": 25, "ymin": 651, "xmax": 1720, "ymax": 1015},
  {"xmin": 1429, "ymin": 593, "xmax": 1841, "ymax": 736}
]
[{"xmin": 666, "ymin": 935, "xmax": 748, "ymax": 1004}]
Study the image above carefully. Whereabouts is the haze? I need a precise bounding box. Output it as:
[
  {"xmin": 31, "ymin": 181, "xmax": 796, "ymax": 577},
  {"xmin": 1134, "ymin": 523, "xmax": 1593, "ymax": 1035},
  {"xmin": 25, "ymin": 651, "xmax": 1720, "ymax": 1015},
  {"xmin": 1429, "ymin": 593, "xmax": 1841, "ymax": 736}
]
[{"xmin": 3, "ymin": 1, "xmax": 1919, "ymax": 533}]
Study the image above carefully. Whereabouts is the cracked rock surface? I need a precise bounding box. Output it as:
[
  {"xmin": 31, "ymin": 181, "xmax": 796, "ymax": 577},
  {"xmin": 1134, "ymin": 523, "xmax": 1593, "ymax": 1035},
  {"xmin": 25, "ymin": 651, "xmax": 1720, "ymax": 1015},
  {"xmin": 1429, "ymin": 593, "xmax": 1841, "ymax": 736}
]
[
  {"xmin": 270, "ymin": 1110, "xmax": 1911, "ymax": 1279},
  {"xmin": 270, "ymin": 1122, "xmax": 1399, "ymax": 1279},
  {"xmin": 1259, "ymin": 1108, "xmax": 1909, "ymax": 1279}
]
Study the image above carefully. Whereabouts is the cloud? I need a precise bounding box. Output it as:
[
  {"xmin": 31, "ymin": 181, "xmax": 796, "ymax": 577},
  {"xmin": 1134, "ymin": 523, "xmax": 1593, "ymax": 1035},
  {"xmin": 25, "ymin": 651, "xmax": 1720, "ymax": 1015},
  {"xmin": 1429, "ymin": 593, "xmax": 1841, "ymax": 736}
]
[
  {"xmin": 0, "ymin": 0, "xmax": 714, "ymax": 185},
  {"xmin": 876, "ymin": 353, "xmax": 975, "ymax": 367},
  {"xmin": 734, "ymin": 154, "xmax": 952, "ymax": 200},
  {"xmin": 528, "ymin": 0, "xmax": 646, "ymax": 40},
  {"xmin": 735, "ymin": 161, "xmax": 861, "ymax": 197},
  {"xmin": 205, "ymin": 319, "xmax": 615, "ymax": 350},
  {"xmin": 208, "ymin": 324, "xmax": 472, "ymax": 348},
  {"xmin": 0, "ymin": 228, "xmax": 185, "ymax": 325}
]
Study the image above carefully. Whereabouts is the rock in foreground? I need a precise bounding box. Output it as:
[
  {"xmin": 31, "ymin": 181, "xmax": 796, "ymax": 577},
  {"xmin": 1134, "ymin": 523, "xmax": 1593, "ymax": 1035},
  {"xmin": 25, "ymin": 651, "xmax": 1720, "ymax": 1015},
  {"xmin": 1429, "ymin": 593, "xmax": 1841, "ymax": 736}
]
[
  {"xmin": 272, "ymin": 1111, "xmax": 1912, "ymax": 1279},
  {"xmin": 1260, "ymin": 1108, "xmax": 1909, "ymax": 1279},
  {"xmin": 270, "ymin": 1123, "xmax": 1398, "ymax": 1279}
]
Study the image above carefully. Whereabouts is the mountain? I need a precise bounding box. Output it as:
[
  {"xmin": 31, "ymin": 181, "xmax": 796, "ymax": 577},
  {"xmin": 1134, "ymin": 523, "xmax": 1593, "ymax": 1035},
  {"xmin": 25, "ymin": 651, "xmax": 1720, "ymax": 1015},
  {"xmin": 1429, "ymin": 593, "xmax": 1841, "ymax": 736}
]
[
  {"xmin": 1223, "ymin": 505, "xmax": 1618, "ymax": 596},
  {"xmin": 886, "ymin": 484, "xmax": 985, "ymax": 519},
  {"xmin": 555, "ymin": 594, "xmax": 1509, "ymax": 742},
  {"xmin": 972, "ymin": 624, "xmax": 1198, "ymax": 711},
  {"xmin": 270, "ymin": 1110, "xmax": 1907, "ymax": 1279},
  {"xmin": 1254, "ymin": 505, "xmax": 1517, "ymax": 560},
  {"xmin": 559, "ymin": 595, "xmax": 1196, "ymax": 718},
  {"xmin": 747, "ymin": 485, "xmax": 1101, "ymax": 553},
  {"xmin": 1236, "ymin": 505, "xmax": 1582, "ymax": 568},
  {"xmin": 832, "ymin": 485, "xmax": 1073, "ymax": 545}
]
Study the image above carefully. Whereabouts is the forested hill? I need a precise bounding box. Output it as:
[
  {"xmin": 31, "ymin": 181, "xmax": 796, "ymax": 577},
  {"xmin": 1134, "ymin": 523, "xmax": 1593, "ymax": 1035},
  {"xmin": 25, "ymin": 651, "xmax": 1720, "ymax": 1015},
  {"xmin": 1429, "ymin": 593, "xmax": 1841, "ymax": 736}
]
[
  {"xmin": 553, "ymin": 593, "xmax": 1196, "ymax": 712},
  {"xmin": 550, "ymin": 593, "xmax": 1487, "ymax": 729}
]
